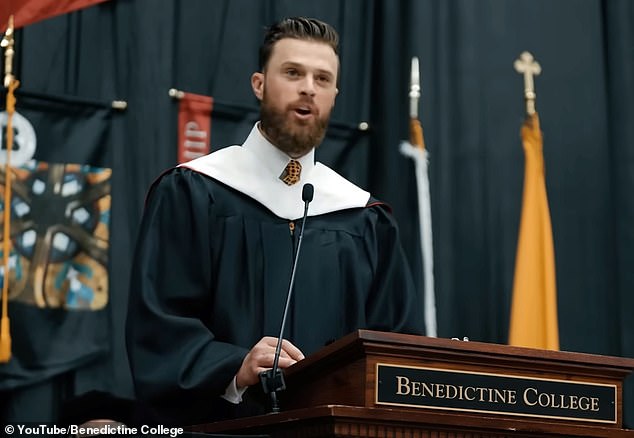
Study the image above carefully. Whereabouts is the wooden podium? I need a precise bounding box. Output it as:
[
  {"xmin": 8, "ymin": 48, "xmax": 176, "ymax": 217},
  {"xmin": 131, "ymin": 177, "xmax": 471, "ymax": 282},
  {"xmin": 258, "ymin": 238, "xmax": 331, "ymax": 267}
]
[{"xmin": 192, "ymin": 330, "xmax": 634, "ymax": 437}]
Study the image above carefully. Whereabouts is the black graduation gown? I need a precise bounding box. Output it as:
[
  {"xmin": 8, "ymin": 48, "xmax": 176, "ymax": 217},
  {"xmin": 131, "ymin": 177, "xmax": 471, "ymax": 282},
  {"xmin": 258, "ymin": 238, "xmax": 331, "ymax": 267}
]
[{"xmin": 126, "ymin": 167, "xmax": 424, "ymax": 425}]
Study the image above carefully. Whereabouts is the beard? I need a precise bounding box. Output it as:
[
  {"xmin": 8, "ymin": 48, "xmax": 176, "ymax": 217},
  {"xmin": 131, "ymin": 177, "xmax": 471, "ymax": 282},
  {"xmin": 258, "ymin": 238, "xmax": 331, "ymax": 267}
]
[{"xmin": 259, "ymin": 94, "xmax": 331, "ymax": 158}]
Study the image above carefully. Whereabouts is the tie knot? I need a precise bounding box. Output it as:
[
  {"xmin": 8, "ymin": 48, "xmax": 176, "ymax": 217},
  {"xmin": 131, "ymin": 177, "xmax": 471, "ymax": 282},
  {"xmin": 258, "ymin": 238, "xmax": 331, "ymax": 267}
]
[{"xmin": 280, "ymin": 160, "xmax": 302, "ymax": 185}]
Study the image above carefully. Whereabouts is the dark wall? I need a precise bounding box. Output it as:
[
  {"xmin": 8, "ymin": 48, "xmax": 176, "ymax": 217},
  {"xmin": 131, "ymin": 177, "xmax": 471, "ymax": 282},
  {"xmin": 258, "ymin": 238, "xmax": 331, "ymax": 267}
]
[{"xmin": 3, "ymin": 0, "xmax": 634, "ymax": 426}]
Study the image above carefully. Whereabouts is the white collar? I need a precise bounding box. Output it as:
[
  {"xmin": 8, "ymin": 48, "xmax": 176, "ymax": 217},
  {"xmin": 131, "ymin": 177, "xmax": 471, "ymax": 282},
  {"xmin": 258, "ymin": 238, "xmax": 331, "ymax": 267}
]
[
  {"xmin": 179, "ymin": 123, "xmax": 370, "ymax": 220},
  {"xmin": 244, "ymin": 124, "xmax": 316, "ymax": 185}
]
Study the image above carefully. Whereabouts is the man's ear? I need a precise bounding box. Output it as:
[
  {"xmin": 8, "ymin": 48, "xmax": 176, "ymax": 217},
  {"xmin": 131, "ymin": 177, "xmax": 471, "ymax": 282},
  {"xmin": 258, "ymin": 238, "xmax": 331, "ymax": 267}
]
[{"xmin": 251, "ymin": 72, "xmax": 264, "ymax": 100}]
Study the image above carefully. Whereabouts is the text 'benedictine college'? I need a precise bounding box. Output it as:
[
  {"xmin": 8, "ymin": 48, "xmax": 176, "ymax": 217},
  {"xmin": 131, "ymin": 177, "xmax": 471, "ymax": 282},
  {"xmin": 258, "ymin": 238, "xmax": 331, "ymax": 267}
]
[{"xmin": 375, "ymin": 364, "xmax": 616, "ymax": 423}]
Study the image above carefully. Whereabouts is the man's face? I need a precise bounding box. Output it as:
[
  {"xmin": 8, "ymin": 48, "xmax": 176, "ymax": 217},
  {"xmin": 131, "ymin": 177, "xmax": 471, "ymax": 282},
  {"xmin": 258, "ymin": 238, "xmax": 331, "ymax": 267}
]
[{"xmin": 251, "ymin": 38, "xmax": 339, "ymax": 158}]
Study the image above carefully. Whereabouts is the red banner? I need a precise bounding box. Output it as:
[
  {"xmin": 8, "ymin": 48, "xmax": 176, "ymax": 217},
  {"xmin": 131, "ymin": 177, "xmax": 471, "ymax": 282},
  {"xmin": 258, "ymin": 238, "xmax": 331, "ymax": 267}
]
[
  {"xmin": 177, "ymin": 92, "xmax": 213, "ymax": 164},
  {"xmin": 1, "ymin": 0, "xmax": 110, "ymax": 30}
]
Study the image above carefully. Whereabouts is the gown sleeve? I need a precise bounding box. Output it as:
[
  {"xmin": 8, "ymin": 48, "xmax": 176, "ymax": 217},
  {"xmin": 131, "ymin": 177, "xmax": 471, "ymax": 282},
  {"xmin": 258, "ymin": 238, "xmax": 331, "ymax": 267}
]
[
  {"xmin": 365, "ymin": 203, "xmax": 426, "ymax": 336},
  {"xmin": 126, "ymin": 168, "xmax": 248, "ymax": 424}
]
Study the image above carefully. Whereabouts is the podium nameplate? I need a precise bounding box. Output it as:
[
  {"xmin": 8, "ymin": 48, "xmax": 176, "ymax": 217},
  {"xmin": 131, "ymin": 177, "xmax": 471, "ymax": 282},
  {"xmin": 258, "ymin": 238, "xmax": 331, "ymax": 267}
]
[{"xmin": 376, "ymin": 363, "xmax": 617, "ymax": 424}]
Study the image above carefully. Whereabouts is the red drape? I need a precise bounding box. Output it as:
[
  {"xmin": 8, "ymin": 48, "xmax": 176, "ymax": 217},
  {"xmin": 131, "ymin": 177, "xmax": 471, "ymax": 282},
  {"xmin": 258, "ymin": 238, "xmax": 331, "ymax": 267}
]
[{"xmin": 1, "ymin": 0, "xmax": 110, "ymax": 30}]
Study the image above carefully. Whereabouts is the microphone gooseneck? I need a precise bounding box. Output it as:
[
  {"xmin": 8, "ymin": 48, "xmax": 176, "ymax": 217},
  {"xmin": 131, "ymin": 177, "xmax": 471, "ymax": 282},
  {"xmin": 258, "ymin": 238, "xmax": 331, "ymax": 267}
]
[{"xmin": 260, "ymin": 183, "xmax": 314, "ymax": 413}]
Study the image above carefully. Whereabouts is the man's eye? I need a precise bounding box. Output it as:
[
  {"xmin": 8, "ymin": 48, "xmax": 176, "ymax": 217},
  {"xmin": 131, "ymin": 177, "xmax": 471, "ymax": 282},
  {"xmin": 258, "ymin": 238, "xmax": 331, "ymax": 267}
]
[
  {"xmin": 286, "ymin": 69, "xmax": 299, "ymax": 77},
  {"xmin": 317, "ymin": 75, "xmax": 331, "ymax": 83}
]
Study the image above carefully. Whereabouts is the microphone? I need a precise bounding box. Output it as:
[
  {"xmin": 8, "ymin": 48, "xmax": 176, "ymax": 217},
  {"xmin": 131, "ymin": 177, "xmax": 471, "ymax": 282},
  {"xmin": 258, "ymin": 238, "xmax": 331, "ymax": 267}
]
[{"xmin": 260, "ymin": 183, "xmax": 314, "ymax": 413}]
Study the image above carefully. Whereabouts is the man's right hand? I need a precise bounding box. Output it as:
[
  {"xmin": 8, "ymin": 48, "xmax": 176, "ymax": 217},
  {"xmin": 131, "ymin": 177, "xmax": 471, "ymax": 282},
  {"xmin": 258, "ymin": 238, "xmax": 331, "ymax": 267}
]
[{"xmin": 235, "ymin": 336, "xmax": 305, "ymax": 389}]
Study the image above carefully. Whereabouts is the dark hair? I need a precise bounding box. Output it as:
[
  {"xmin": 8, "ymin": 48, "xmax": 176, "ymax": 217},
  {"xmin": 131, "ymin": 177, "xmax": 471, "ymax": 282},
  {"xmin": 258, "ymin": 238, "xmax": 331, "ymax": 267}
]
[{"xmin": 259, "ymin": 17, "xmax": 339, "ymax": 71}]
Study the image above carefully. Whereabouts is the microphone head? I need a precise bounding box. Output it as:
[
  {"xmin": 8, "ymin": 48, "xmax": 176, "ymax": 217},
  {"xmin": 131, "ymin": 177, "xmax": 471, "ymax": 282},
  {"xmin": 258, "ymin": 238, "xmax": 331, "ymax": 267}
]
[{"xmin": 302, "ymin": 183, "xmax": 314, "ymax": 203}]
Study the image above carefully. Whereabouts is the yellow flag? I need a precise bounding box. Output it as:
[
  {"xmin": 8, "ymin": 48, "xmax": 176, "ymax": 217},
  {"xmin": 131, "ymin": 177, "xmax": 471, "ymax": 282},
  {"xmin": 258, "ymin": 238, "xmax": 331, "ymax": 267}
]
[{"xmin": 508, "ymin": 112, "xmax": 559, "ymax": 350}]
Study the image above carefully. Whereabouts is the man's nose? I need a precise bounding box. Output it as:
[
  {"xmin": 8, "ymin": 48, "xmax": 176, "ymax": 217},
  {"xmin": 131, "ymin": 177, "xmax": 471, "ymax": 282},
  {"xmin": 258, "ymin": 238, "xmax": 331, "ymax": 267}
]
[{"xmin": 299, "ymin": 75, "xmax": 316, "ymax": 96}]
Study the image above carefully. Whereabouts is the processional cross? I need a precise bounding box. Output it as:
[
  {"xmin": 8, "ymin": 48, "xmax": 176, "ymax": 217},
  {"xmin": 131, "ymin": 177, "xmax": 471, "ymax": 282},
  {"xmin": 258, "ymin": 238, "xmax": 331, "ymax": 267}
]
[{"xmin": 514, "ymin": 51, "xmax": 541, "ymax": 115}]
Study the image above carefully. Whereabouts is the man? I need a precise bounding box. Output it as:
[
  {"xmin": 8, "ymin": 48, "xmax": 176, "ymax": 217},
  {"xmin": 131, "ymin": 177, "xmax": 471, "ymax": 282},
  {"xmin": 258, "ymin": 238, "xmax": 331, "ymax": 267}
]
[{"xmin": 126, "ymin": 17, "xmax": 424, "ymax": 425}]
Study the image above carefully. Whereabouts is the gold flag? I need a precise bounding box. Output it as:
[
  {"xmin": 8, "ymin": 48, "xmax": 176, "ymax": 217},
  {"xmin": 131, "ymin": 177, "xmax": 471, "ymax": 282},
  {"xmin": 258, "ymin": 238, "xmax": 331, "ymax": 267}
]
[{"xmin": 508, "ymin": 112, "xmax": 559, "ymax": 350}]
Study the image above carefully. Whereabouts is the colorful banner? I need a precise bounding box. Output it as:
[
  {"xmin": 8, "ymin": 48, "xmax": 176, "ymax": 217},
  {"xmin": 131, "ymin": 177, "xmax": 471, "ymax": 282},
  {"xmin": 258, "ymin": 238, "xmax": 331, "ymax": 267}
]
[{"xmin": 0, "ymin": 91, "xmax": 112, "ymax": 389}]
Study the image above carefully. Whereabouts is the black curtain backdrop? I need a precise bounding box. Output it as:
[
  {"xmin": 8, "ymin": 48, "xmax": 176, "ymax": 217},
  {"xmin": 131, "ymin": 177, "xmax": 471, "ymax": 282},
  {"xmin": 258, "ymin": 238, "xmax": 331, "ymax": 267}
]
[{"xmin": 2, "ymin": 0, "xmax": 633, "ymax": 426}]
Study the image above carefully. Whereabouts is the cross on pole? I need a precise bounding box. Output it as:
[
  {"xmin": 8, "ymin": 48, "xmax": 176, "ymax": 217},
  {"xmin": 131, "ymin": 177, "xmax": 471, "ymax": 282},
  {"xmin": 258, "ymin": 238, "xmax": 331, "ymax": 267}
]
[
  {"xmin": 514, "ymin": 51, "xmax": 541, "ymax": 115},
  {"xmin": 1, "ymin": 15, "xmax": 15, "ymax": 88}
]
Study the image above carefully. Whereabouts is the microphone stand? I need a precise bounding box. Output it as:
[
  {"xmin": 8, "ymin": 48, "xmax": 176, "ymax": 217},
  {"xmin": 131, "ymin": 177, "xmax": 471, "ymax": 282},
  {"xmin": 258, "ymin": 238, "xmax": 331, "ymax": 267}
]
[{"xmin": 259, "ymin": 184, "xmax": 314, "ymax": 413}]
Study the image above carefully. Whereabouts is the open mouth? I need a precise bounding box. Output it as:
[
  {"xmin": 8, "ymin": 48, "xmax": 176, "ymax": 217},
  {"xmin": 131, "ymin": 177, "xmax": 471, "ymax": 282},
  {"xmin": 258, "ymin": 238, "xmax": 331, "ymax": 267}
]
[{"xmin": 295, "ymin": 108, "xmax": 312, "ymax": 116}]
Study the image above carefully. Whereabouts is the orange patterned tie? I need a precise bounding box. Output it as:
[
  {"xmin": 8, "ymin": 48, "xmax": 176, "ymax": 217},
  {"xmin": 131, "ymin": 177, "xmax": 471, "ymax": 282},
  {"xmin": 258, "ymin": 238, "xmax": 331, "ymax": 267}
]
[{"xmin": 280, "ymin": 160, "xmax": 302, "ymax": 185}]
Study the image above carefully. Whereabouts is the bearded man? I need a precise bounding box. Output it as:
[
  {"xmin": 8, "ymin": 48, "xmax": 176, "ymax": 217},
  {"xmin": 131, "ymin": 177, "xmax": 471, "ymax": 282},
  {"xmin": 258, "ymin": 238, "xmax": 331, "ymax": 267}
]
[{"xmin": 126, "ymin": 17, "xmax": 424, "ymax": 426}]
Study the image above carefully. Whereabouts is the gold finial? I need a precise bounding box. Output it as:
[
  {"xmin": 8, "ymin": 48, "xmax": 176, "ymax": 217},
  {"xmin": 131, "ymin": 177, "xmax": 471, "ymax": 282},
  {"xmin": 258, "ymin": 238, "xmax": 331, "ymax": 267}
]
[
  {"xmin": 514, "ymin": 51, "xmax": 541, "ymax": 115},
  {"xmin": 1, "ymin": 15, "xmax": 15, "ymax": 88}
]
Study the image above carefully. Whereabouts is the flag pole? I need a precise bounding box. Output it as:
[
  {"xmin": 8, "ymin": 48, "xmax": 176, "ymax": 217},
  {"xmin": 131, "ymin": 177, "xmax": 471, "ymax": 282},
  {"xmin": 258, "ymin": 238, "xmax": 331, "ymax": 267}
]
[
  {"xmin": 400, "ymin": 56, "xmax": 437, "ymax": 337},
  {"xmin": 509, "ymin": 51, "xmax": 559, "ymax": 350},
  {"xmin": 0, "ymin": 14, "xmax": 18, "ymax": 362},
  {"xmin": 408, "ymin": 57, "xmax": 425, "ymax": 150}
]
